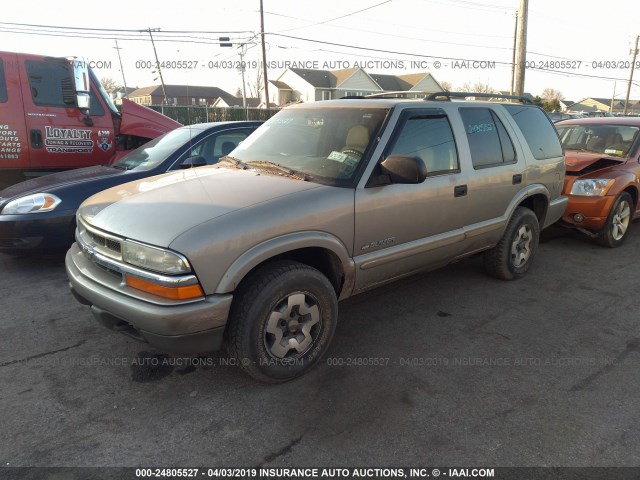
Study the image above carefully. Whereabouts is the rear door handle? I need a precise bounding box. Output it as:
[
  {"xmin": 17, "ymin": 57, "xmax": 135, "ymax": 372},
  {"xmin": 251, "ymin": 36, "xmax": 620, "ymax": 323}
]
[
  {"xmin": 454, "ymin": 185, "xmax": 468, "ymax": 197},
  {"xmin": 30, "ymin": 129, "xmax": 43, "ymax": 149},
  {"xmin": 512, "ymin": 174, "xmax": 522, "ymax": 184}
]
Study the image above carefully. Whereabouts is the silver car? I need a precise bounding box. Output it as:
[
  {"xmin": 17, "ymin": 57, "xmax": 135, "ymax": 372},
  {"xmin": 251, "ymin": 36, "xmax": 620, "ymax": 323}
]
[{"xmin": 66, "ymin": 95, "xmax": 567, "ymax": 382}]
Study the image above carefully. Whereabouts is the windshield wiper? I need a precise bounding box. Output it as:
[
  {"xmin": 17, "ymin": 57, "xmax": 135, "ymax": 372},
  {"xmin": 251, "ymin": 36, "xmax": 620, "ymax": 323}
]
[
  {"xmin": 245, "ymin": 161, "xmax": 310, "ymax": 181},
  {"xmin": 110, "ymin": 164, "xmax": 129, "ymax": 171},
  {"xmin": 219, "ymin": 156, "xmax": 249, "ymax": 170}
]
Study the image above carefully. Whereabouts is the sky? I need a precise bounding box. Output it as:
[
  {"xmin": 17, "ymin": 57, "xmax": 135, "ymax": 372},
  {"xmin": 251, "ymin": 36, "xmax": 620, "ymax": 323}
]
[{"xmin": 1, "ymin": 0, "xmax": 639, "ymax": 103}]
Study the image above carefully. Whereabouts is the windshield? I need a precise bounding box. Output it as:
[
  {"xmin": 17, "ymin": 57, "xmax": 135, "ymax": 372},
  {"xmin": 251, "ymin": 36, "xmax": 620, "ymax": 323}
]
[
  {"xmin": 111, "ymin": 126, "xmax": 201, "ymax": 170},
  {"xmin": 89, "ymin": 68, "xmax": 119, "ymax": 116},
  {"xmin": 556, "ymin": 124, "xmax": 639, "ymax": 157},
  {"xmin": 231, "ymin": 106, "xmax": 389, "ymax": 186}
]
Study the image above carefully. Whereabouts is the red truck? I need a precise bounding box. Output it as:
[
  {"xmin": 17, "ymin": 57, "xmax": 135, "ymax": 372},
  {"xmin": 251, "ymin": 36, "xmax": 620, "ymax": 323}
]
[{"xmin": 0, "ymin": 51, "xmax": 181, "ymax": 188}]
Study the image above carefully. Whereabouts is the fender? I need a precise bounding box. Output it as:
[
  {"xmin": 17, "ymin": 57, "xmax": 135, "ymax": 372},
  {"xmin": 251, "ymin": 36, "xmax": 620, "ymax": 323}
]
[{"xmin": 216, "ymin": 231, "xmax": 356, "ymax": 299}]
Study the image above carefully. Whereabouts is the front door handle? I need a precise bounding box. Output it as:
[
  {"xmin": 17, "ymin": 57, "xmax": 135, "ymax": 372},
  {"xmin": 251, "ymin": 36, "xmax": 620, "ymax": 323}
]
[
  {"xmin": 454, "ymin": 184, "xmax": 468, "ymax": 197},
  {"xmin": 30, "ymin": 129, "xmax": 43, "ymax": 149}
]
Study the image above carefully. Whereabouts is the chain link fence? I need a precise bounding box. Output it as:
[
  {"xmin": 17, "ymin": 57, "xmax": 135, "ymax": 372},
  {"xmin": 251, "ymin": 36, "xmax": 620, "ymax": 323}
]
[{"xmin": 146, "ymin": 106, "xmax": 281, "ymax": 125}]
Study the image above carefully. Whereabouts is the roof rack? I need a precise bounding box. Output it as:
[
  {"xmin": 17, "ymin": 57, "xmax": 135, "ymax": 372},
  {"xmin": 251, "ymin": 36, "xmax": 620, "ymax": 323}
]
[
  {"xmin": 339, "ymin": 91, "xmax": 533, "ymax": 104},
  {"xmin": 425, "ymin": 91, "xmax": 533, "ymax": 104}
]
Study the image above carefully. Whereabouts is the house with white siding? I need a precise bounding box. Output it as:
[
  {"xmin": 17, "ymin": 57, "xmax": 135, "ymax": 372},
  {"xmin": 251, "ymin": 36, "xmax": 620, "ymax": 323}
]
[{"xmin": 267, "ymin": 67, "xmax": 444, "ymax": 106}]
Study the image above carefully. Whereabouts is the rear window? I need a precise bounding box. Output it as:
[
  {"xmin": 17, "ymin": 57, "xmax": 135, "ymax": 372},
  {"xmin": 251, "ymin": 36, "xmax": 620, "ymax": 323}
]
[
  {"xmin": 503, "ymin": 104, "xmax": 563, "ymax": 160},
  {"xmin": 0, "ymin": 59, "xmax": 7, "ymax": 103}
]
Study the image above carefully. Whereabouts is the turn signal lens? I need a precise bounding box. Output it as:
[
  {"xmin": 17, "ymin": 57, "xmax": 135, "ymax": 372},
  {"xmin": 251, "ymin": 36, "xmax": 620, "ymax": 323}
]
[{"xmin": 124, "ymin": 275, "xmax": 204, "ymax": 300}]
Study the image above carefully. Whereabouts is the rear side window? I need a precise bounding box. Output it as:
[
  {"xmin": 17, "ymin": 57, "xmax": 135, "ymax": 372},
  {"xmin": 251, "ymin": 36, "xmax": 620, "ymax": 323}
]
[
  {"xmin": 0, "ymin": 59, "xmax": 7, "ymax": 103},
  {"xmin": 389, "ymin": 114, "xmax": 459, "ymax": 174},
  {"xmin": 503, "ymin": 104, "xmax": 563, "ymax": 160},
  {"xmin": 459, "ymin": 108, "xmax": 516, "ymax": 168}
]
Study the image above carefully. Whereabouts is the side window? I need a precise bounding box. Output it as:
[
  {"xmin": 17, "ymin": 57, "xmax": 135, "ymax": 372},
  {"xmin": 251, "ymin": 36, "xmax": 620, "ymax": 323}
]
[
  {"xmin": 26, "ymin": 60, "xmax": 74, "ymax": 108},
  {"xmin": 459, "ymin": 108, "xmax": 516, "ymax": 169},
  {"xmin": 185, "ymin": 130, "xmax": 251, "ymax": 165},
  {"xmin": 389, "ymin": 115, "xmax": 459, "ymax": 174},
  {"xmin": 503, "ymin": 104, "xmax": 563, "ymax": 160},
  {"xmin": 0, "ymin": 59, "xmax": 7, "ymax": 103}
]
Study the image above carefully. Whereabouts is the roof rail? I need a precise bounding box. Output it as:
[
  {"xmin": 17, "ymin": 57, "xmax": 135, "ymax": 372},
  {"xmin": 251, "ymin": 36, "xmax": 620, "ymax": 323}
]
[
  {"xmin": 426, "ymin": 91, "xmax": 533, "ymax": 104},
  {"xmin": 340, "ymin": 91, "xmax": 439, "ymax": 99}
]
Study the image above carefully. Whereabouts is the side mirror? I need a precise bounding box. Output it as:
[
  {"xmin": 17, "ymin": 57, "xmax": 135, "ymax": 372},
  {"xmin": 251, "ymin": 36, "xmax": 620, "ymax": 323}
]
[
  {"xmin": 380, "ymin": 154, "xmax": 428, "ymax": 184},
  {"xmin": 70, "ymin": 58, "xmax": 91, "ymax": 115},
  {"xmin": 180, "ymin": 155, "xmax": 207, "ymax": 169}
]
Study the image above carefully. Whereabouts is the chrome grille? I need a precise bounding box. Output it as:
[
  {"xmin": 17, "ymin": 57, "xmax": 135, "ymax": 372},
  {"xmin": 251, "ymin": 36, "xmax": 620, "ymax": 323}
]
[{"xmin": 77, "ymin": 216, "xmax": 123, "ymax": 260}]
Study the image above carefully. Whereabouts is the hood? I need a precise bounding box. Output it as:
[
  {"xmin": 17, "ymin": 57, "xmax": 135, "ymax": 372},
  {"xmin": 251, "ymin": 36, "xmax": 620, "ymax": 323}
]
[
  {"xmin": 564, "ymin": 151, "xmax": 626, "ymax": 174},
  {"xmin": 78, "ymin": 167, "xmax": 324, "ymax": 247},
  {"xmin": 0, "ymin": 166, "xmax": 121, "ymax": 199},
  {"xmin": 119, "ymin": 98, "xmax": 182, "ymax": 139}
]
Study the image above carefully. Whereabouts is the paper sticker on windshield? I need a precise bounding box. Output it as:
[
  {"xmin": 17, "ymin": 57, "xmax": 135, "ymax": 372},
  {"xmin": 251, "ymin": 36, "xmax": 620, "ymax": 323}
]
[
  {"xmin": 328, "ymin": 151, "xmax": 359, "ymax": 166},
  {"xmin": 604, "ymin": 148, "xmax": 623, "ymax": 156}
]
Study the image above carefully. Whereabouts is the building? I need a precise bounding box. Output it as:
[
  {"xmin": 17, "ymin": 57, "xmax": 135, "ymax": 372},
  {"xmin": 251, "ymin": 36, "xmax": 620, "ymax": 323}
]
[
  {"xmin": 211, "ymin": 96, "xmax": 261, "ymax": 108},
  {"xmin": 127, "ymin": 85, "xmax": 239, "ymax": 107},
  {"xmin": 559, "ymin": 99, "xmax": 575, "ymax": 111},
  {"xmin": 569, "ymin": 97, "xmax": 640, "ymax": 115},
  {"xmin": 267, "ymin": 67, "xmax": 444, "ymax": 106}
]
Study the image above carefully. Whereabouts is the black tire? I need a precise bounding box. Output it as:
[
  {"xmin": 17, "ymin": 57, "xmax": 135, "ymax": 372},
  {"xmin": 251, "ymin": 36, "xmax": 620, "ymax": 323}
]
[
  {"xmin": 484, "ymin": 206, "xmax": 540, "ymax": 281},
  {"xmin": 225, "ymin": 260, "xmax": 338, "ymax": 383},
  {"xmin": 596, "ymin": 192, "xmax": 633, "ymax": 248}
]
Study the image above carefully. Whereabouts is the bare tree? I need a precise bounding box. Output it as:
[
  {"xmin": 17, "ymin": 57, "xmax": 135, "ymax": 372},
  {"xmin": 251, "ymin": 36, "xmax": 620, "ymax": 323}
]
[
  {"xmin": 439, "ymin": 80, "xmax": 452, "ymax": 92},
  {"xmin": 540, "ymin": 88, "xmax": 564, "ymax": 102},
  {"xmin": 247, "ymin": 67, "xmax": 263, "ymax": 100},
  {"xmin": 458, "ymin": 81, "xmax": 497, "ymax": 94},
  {"xmin": 100, "ymin": 77, "xmax": 120, "ymax": 94}
]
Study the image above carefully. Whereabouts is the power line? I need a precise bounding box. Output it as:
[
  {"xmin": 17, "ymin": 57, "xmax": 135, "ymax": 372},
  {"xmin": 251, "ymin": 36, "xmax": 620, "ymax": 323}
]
[
  {"xmin": 0, "ymin": 21, "xmax": 253, "ymax": 34},
  {"xmin": 268, "ymin": 32, "xmax": 513, "ymax": 65},
  {"xmin": 275, "ymin": 0, "xmax": 392, "ymax": 33}
]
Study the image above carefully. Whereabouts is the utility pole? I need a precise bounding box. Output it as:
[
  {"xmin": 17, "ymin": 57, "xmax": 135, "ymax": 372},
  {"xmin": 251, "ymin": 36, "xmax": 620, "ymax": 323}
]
[
  {"xmin": 238, "ymin": 44, "xmax": 248, "ymax": 117},
  {"xmin": 610, "ymin": 81, "xmax": 616, "ymax": 113},
  {"xmin": 623, "ymin": 35, "xmax": 639, "ymax": 116},
  {"xmin": 514, "ymin": 0, "xmax": 528, "ymax": 96},
  {"xmin": 510, "ymin": 10, "xmax": 518, "ymax": 95},
  {"xmin": 260, "ymin": 0, "xmax": 270, "ymax": 108},
  {"xmin": 113, "ymin": 40, "xmax": 128, "ymax": 99},
  {"xmin": 147, "ymin": 28, "xmax": 168, "ymax": 105}
]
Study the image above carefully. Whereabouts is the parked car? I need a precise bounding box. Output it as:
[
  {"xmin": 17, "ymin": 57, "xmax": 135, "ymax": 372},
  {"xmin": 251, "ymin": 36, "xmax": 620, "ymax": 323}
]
[
  {"xmin": 555, "ymin": 117, "xmax": 640, "ymax": 247},
  {"xmin": 66, "ymin": 94, "xmax": 567, "ymax": 382},
  {"xmin": 0, "ymin": 122, "xmax": 261, "ymax": 255},
  {"xmin": 547, "ymin": 112, "xmax": 585, "ymax": 123}
]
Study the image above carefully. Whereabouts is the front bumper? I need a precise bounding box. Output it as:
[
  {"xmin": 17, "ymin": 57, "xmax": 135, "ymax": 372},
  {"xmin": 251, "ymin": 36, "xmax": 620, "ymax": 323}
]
[
  {"xmin": 0, "ymin": 209, "xmax": 75, "ymax": 253},
  {"xmin": 560, "ymin": 194, "xmax": 617, "ymax": 231},
  {"xmin": 66, "ymin": 243, "xmax": 232, "ymax": 354}
]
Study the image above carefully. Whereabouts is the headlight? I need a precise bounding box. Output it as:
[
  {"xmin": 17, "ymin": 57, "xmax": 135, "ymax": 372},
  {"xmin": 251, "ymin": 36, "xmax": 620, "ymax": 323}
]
[
  {"xmin": 122, "ymin": 240, "xmax": 191, "ymax": 274},
  {"xmin": 570, "ymin": 179, "xmax": 614, "ymax": 196},
  {"xmin": 1, "ymin": 193, "xmax": 62, "ymax": 214}
]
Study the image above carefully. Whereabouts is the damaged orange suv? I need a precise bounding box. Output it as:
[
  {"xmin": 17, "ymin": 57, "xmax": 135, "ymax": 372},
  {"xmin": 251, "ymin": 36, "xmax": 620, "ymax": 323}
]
[{"xmin": 555, "ymin": 117, "xmax": 640, "ymax": 247}]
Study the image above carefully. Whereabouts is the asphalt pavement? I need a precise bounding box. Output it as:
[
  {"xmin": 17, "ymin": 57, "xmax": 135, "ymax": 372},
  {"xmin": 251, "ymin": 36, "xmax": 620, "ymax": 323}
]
[{"xmin": 1, "ymin": 226, "xmax": 639, "ymax": 468}]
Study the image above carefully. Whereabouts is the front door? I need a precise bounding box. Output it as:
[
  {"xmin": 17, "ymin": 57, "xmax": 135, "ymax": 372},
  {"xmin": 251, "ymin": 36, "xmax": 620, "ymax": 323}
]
[
  {"xmin": 19, "ymin": 56, "xmax": 115, "ymax": 171},
  {"xmin": 353, "ymin": 109, "xmax": 469, "ymax": 292}
]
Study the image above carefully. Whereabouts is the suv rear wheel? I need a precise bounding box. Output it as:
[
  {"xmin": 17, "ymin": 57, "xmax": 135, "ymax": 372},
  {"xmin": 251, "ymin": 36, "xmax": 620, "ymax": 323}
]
[
  {"xmin": 226, "ymin": 260, "xmax": 338, "ymax": 383},
  {"xmin": 484, "ymin": 206, "xmax": 540, "ymax": 280}
]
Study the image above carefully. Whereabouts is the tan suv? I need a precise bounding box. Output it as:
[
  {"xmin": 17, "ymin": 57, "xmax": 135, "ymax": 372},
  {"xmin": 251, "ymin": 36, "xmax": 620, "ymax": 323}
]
[{"xmin": 66, "ymin": 93, "xmax": 567, "ymax": 382}]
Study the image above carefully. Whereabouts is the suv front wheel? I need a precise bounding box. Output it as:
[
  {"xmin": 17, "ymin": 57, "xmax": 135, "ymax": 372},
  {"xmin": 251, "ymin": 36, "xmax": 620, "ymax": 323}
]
[
  {"xmin": 226, "ymin": 260, "xmax": 338, "ymax": 383},
  {"xmin": 484, "ymin": 206, "xmax": 540, "ymax": 280}
]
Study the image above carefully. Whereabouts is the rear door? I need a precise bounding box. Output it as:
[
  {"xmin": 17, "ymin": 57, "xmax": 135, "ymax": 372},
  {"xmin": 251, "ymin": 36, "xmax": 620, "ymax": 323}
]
[
  {"xmin": 0, "ymin": 52, "xmax": 29, "ymax": 170},
  {"xmin": 455, "ymin": 107, "xmax": 525, "ymax": 232},
  {"xmin": 18, "ymin": 56, "xmax": 114, "ymax": 171}
]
